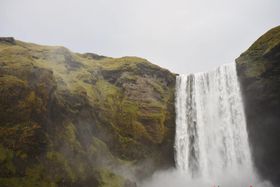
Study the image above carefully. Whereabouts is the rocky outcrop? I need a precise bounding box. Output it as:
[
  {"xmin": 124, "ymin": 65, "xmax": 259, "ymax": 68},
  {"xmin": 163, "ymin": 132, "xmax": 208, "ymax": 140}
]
[
  {"xmin": 0, "ymin": 39, "xmax": 176, "ymax": 186},
  {"xmin": 0, "ymin": 37, "xmax": 15, "ymax": 44},
  {"xmin": 236, "ymin": 26, "xmax": 280, "ymax": 186}
]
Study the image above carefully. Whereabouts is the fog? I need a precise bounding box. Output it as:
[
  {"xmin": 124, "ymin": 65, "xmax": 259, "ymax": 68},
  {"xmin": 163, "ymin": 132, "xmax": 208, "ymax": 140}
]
[
  {"xmin": 140, "ymin": 169, "xmax": 273, "ymax": 187},
  {"xmin": 1, "ymin": 0, "xmax": 280, "ymax": 73}
]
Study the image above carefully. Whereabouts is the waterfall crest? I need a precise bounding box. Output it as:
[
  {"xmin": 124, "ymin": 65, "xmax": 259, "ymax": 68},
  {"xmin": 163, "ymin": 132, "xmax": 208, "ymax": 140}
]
[{"xmin": 175, "ymin": 63, "xmax": 253, "ymax": 180}]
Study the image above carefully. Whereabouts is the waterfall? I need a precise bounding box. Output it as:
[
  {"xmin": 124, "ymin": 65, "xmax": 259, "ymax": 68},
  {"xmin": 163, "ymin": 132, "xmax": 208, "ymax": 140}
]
[
  {"xmin": 141, "ymin": 63, "xmax": 273, "ymax": 187},
  {"xmin": 175, "ymin": 63, "xmax": 254, "ymax": 181}
]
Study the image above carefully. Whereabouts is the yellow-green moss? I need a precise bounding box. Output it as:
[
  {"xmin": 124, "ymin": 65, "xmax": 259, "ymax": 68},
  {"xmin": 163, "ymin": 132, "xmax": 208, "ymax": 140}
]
[
  {"xmin": 0, "ymin": 145, "xmax": 13, "ymax": 162},
  {"xmin": 0, "ymin": 38, "xmax": 176, "ymax": 186},
  {"xmin": 237, "ymin": 26, "xmax": 280, "ymax": 78},
  {"xmin": 97, "ymin": 168, "xmax": 125, "ymax": 187},
  {"xmin": 63, "ymin": 121, "xmax": 82, "ymax": 151},
  {"xmin": 46, "ymin": 151, "xmax": 77, "ymax": 182}
]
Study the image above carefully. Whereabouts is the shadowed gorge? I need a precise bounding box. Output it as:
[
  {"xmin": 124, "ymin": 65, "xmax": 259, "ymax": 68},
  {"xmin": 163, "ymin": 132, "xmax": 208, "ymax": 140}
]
[{"xmin": 0, "ymin": 39, "xmax": 176, "ymax": 187}]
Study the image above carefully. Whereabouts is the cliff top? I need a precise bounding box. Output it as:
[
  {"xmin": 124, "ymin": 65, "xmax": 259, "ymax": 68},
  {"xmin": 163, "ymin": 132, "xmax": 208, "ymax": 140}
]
[
  {"xmin": 237, "ymin": 25, "xmax": 280, "ymax": 61},
  {"xmin": 0, "ymin": 37, "xmax": 16, "ymax": 44}
]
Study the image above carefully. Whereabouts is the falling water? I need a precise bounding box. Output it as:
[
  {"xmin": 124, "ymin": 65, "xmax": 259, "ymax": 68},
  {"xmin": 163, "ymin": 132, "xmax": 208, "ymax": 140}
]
[
  {"xmin": 141, "ymin": 63, "xmax": 273, "ymax": 187},
  {"xmin": 175, "ymin": 63, "xmax": 254, "ymax": 182}
]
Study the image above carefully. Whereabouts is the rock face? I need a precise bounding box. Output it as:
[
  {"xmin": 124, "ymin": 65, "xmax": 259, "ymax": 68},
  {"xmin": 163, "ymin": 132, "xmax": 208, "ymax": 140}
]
[
  {"xmin": 0, "ymin": 39, "xmax": 176, "ymax": 186},
  {"xmin": 236, "ymin": 26, "xmax": 280, "ymax": 186},
  {"xmin": 2, "ymin": 26, "xmax": 279, "ymax": 187},
  {"xmin": 0, "ymin": 37, "xmax": 15, "ymax": 44}
]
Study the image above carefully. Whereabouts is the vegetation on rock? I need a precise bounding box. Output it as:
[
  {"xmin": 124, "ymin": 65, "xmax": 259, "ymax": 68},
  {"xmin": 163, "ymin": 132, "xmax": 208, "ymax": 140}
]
[
  {"xmin": 0, "ymin": 38, "xmax": 176, "ymax": 187},
  {"xmin": 236, "ymin": 25, "xmax": 280, "ymax": 186}
]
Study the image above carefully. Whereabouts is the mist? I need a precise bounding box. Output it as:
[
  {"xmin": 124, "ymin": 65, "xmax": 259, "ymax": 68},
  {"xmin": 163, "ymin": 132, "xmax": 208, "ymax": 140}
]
[{"xmin": 140, "ymin": 169, "xmax": 273, "ymax": 187}]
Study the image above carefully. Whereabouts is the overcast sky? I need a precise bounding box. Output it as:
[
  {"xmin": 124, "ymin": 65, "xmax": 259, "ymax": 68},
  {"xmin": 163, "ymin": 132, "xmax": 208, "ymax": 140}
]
[{"xmin": 1, "ymin": 0, "xmax": 279, "ymax": 73}]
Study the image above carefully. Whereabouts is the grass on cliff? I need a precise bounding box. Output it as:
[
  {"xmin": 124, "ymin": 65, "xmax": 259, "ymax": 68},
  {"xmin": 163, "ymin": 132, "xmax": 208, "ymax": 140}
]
[
  {"xmin": 0, "ymin": 39, "xmax": 175, "ymax": 186},
  {"xmin": 237, "ymin": 26, "xmax": 280, "ymax": 77}
]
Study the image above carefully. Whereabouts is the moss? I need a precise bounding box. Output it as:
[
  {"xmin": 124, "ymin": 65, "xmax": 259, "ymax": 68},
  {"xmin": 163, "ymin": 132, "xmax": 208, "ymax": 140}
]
[
  {"xmin": 18, "ymin": 91, "xmax": 45, "ymax": 116},
  {"xmin": 0, "ymin": 122, "xmax": 44, "ymax": 157},
  {"xmin": 97, "ymin": 56, "xmax": 148, "ymax": 71},
  {"xmin": 89, "ymin": 137, "xmax": 110, "ymax": 155},
  {"xmin": 131, "ymin": 121, "xmax": 150, "ymax": 140},
  {"xmin": 120, "ymin": 74, "xmax": 137, "ymax": 82},
  {"xmin": 95, "ymin": 79, "xmax": 120, "ymax": 98},
  {"xmin": 0, "ymin": 75, "xmax": 28, "ymax": 123},
  {"xmin": 62, "ymin": 121, "xmax": 82, "ymax": 151},
  {"xmin": 0, "ymin": 145, "xmax": 16, "ymax": 175},
  {"xmin": 0, "ymin": 145, "xmax": 13, "ymax": 162},
  {"xmin": 146, "ymin": 80, "xmax": 165, "ymax": 98},
  {"xmin": 0, "ymin": 38, "xmax": 176, "ymax": 185},
  {"xmin": 46, "ymin": 151, "xmax": 77, "ymax": 182},
  {"xmin": 96, "ymin": 168, "xmax": 125, "ymax": 187},
  {"xmin": 237, "ymin": 26, "xmax": 280, "ymax": 64},
  {"xmin": 5, "ymin": 161, "xmax": 16, "ymax": 175},
  {"xmin": 244, "ymin": 26, "xmax": 280, "ymax": 57},
  {"xmin": 237, "ymin": 26, "xmax": 280, "ymax": 78},
  {"xmin": 0, "ymin": 45, "xmax": 34, "ymax": 65},
  {"xmin": 0, "ymin": 173, "xmax": 56, "ymax": 187},
  {"xmin": 23, "ymin": 164, "xmax": 55, "ymax": 187}
]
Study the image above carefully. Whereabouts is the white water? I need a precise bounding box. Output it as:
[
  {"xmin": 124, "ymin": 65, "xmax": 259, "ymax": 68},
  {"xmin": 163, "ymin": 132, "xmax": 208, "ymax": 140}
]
[
  {"xmin": 175, "ymin": 63, "xmax": 253, "ymax": 180},
  {"xmin": 141, "ymin": 64, "xmax": 273, "ymax": 187}
]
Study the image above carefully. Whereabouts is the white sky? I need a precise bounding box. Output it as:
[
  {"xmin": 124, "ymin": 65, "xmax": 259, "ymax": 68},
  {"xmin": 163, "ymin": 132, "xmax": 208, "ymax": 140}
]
[{"xmin": 0, "ymin": 0, "xmax": 279, "ymax": 73}]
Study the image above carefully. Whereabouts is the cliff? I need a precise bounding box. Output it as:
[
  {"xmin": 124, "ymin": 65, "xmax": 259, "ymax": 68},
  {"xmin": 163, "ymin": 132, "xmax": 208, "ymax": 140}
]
[
  {"xmin": 1, "ymin": 25, "xmax": 280, "ymax": 187},
  {"xmin": 0, "ymin": 39, "xmax": 176, "ymax": 187},
  {"xmin": 236, "ymin": 26, "xmax": 280, "ymax": 186}
]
